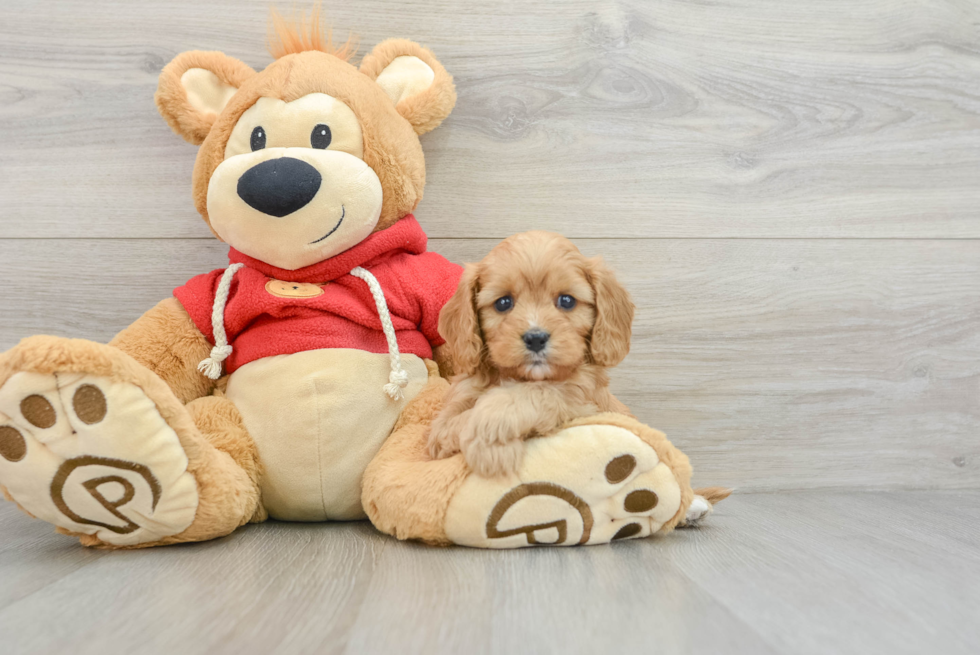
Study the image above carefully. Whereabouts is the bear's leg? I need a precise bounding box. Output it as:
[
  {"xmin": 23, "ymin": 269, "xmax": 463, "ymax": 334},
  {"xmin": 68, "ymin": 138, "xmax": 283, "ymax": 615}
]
[
  {"xmin": 362, "ymin": 375, "xmax": 471, "ymax": 544},
  {"xmin": 364, "ymin": 377, "xmax": 702, "ymax": 548},
  {"xmin": 180, "ymin": 395, "xmax": 267, "ymax": 530},
  {"xmin": 0, "ymin": 336, "xmax": 258, "ymax": 548}
]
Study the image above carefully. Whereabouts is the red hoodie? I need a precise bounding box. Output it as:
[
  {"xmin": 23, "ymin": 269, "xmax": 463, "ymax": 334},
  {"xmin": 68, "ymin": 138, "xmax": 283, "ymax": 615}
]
[{"xmin": 174, "ymin": 216, "xmax": 462, "ymax": 374}]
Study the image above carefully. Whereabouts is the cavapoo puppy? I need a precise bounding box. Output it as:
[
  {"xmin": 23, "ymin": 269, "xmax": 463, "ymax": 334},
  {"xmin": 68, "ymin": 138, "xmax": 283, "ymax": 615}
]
[{"xmin": 427, "ymin": 231, "xmax": 635, "ymax": 477}]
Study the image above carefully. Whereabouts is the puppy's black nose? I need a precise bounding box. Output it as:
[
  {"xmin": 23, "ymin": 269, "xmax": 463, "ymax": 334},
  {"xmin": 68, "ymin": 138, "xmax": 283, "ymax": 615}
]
[
  {"xmin": 523, "ymin": 330, "xmax": 550, "ymax": 353},
  {"xmin": 237, "ymin": 157, "xmax": 322, "ymax": 217}
]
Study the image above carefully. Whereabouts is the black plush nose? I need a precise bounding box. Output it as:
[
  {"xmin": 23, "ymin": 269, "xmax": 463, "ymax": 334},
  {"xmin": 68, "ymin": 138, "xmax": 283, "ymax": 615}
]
[
  {"xmin": 237, "ymin": 157, "xmax": 322, "ymax": 217},
  {"xmin": 523, "ymin": 330, "xmax": 550, "ymax": 353}
]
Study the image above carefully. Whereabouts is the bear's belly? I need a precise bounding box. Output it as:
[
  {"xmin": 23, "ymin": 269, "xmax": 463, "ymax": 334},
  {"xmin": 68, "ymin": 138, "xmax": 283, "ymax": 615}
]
[{"xmin": 224, "ymin": 348, "xmax": 429, "ymax": 521}]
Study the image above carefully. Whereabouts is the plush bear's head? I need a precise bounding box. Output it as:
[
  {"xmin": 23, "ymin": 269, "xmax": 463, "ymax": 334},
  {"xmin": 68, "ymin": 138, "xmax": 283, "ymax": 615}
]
[{"xmin": 155, "ymin": 10, "xmax": 455, "ymax": 270}]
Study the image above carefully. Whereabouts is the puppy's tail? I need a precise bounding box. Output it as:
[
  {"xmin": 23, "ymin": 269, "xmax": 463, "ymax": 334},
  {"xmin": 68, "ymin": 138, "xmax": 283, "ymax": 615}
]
[{"xmin": 693, "ymin": 486, "xmax": 733, "ymax": 505}]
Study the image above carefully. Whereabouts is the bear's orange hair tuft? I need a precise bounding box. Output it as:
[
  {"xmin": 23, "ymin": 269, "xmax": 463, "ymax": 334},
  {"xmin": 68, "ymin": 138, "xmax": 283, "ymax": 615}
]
[{"xmin": 268, "ymin": 5, "xmax": 357, "ymax": 61}]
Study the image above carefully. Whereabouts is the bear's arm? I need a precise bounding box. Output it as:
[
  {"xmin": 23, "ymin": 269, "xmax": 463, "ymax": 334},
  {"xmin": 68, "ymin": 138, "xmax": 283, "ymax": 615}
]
[
  {"xmin": 109, "ymin": 297, "xmax": 216, "ymax": 404},
  {"xmin": 432, "ymin": 344, "xmax": 454, "ymax": 378},
  {"xmin": 406, "ymin": 251, "xmax": 463, "ymax": 378}
]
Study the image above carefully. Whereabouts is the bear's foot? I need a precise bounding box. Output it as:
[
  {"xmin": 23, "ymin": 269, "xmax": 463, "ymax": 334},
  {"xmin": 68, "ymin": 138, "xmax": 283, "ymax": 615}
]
[
  {"xmin": 0, "ymin": 342, "xmax": 198, "ymax": 547},
  {"xmin": 443, "ymin": 418, "xmax": 691, "ymax": 548}
]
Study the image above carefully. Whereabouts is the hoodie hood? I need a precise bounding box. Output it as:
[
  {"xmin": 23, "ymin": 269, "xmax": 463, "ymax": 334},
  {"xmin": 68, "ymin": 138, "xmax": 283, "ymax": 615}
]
[{"xmin": 228, "ymin": 215, "xmax": 427, "ymax": 283}]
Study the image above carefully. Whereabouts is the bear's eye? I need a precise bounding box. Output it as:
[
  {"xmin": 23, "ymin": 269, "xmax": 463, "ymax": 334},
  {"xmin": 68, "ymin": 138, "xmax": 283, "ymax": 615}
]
[
  {"xmin": 494, "ymin": 296, "xmax": 514, "ymax": 313},
  {"xmin": 557, "ymin": 294, "xmax": 576, "ymax": 310},
  {"xmin": 311, "ymin": 124, "xmax": 332, "ymax": 149},
  {"xmin": 250, "ymin": 126, "xmax": 266, "ymax": 151}
]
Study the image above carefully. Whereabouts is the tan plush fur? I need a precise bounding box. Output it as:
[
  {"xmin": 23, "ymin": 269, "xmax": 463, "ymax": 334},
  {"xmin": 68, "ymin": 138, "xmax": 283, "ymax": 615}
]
[
  {"xmin": 185, "ymin": 395, "xmax": 262, "ymax": 491},
  {"xmin": 362, "ymin": 362, "xmax": 468, "ymax": 546},
  {"xmin": 183, "ymin": 394, "xmax": 267, "ymax": 525},
  {"xmin": 155, "ymin": 51, "xmax": 256, "ymax": 146},
  {"xmin": 431, "ymin": 343, "xmax": 455, "ymax": 379},
  {"xmin": 359, "ymin": 39, "xmax": 457, "ymax": 135},
  {"xmin": 156, "ymin": 9, "xmax": 456, "ymax": 236},
  {"xmin": 0, "ymin": 336, "xmax": 262, "ymax": 549},
  {"xmin": 428, "ymin": 232, "xmax": 636, "ymax": 477},
  {"xmin": 109, "ymin": 298, "xmax": 215, "ymax": 404}
]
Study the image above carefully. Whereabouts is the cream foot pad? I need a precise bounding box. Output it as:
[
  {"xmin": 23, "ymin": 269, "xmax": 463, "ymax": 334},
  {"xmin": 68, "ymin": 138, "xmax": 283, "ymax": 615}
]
[
  {"xmin": 444, "ymin": 422, "xmax": 688, "ymax": 548},
  {"xmin": 0, "ymin": 372, "xmax": 198, "ymax": 546}
]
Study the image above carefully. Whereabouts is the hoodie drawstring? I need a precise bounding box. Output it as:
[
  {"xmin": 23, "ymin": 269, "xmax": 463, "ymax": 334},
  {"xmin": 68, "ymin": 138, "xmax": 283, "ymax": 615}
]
[
  {"xmin": 198, "ymin": 262, "xmax": 409, "ymax": 401},
  {"xmin": 197, "ymin": 263, "xmax": 245, "ymax": 380},
  {"xmin": 350, "ymin": 266, "xmax": 410, "ymax": 401}
]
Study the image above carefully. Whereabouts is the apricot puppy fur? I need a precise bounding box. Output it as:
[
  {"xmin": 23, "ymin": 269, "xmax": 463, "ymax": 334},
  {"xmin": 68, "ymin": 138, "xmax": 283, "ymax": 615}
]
[{"xmin": 428, "ymin": 231, "xmax": 636, "ymax": 477}]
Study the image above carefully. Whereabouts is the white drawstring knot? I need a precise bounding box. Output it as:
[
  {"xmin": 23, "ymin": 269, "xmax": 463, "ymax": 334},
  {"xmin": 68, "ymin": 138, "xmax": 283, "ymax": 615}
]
[
  {"xmin": 197, "ymin": 345, "xmax": 232, "ymax": 379},
  {"xmin": 350, "ymin": 266, "xmax": 410, "ymax": 401},
  {"xmin": 384, "ymin": 368, "xmax": 410, "ymax": 400},
  {"xmin": 197, "ymin": 263, "xmax": 244, "ymax": 380}
]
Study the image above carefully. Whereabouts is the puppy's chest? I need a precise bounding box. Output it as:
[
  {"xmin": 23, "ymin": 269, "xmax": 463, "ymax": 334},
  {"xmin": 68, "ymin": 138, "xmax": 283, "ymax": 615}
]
[{"xmin": 496, "ymin": 378, "xmax": 599, "ymax": 408}]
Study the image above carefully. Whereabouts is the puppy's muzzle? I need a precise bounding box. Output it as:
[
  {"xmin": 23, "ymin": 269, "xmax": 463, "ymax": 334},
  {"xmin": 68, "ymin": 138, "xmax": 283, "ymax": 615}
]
[
  {"xmin": 523, "ymin": 330, "xmax": 550, "ymax": 353},
  {"xmin": 237, "ymin": 157, "xmax": 322, "ymax": 217}
]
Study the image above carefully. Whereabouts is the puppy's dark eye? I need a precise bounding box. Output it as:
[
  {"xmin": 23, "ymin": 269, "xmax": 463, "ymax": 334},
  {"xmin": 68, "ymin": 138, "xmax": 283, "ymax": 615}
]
[
  {"xmin": 557, "ymin": 294, "xmax": 576, "ymax": 310},
  {"xmin": 494, "ymin": 296, "xmax": 514, "ymax": 313},
  {"xmin": 311, "ymin": 124, "xmax": 332, "ymax": 149},
  {"xmin": 250, "ymin": 126, "xmax": 266, "ymax": 151}
]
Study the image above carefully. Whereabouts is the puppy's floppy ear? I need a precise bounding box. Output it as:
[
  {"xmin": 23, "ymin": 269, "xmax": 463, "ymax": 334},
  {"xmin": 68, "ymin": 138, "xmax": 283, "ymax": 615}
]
[
  {"xmin": 587, "ymin": 256, "xmax": 634, "ymax": 367},
  {"xmin": 155, "ymin": 51, "xmax": 256, "ymax": 145},
  {"xmin": 360, "ymin": 39, "xmax": 456, "ymax": 135},
  {"xmin": 438, "ymin": 264, "xmax": 483, "ymax": 376}
]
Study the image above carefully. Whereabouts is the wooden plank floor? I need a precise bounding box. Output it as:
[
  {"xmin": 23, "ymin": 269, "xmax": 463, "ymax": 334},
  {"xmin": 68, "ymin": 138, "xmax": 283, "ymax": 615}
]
[{"xmin": 1, "ymin": 491, "xmax": 978, "ymax": 655}]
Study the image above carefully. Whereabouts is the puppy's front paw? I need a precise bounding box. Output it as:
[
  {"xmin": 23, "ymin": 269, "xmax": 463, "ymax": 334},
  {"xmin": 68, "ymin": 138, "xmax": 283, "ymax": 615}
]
[
  {"xmin": 462, "ymin": 438, "xmax": 524, "ymax": 477},
  {"xmin": 426, "ymin": 424, "xmax": 460, "ymax": 460}
]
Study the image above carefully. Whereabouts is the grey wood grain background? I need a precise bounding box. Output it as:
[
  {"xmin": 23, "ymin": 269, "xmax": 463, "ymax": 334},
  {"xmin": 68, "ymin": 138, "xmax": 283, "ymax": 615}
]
[{"xmin": 1, "ymin": 0, "xmax": 978, "ymax": 492}]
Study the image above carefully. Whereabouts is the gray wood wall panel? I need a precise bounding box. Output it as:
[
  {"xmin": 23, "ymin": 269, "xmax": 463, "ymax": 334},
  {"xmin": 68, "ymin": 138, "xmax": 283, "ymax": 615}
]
[
  {"xmin": 1, "ymin": 0, "xmax": 979, "ymax": 238},
  {"xmin": 0, "ymin": 238, "xmax": 975, "ymax": 491}
]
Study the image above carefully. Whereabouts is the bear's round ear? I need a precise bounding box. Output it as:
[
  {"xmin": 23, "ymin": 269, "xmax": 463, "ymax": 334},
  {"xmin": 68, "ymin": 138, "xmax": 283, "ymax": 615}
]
[
  {"xmin": 359, "ymin": 39, "xmax": 456, "ymax": 135},
  {"xmin": 155, "ymin": 51, "xmax": 256, "ymax": 145}
]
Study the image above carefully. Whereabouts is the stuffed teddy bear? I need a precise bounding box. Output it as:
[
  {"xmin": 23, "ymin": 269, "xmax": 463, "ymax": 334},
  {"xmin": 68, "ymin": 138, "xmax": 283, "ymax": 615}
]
[{"xmin": 0, "ymin": 12, "xmax": 716, "ymax": 549}]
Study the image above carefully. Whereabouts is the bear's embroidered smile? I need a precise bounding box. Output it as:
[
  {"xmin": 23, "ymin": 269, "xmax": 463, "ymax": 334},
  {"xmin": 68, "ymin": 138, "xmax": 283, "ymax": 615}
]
[{"xmin": 309, "ymin": 205, "xmax": 345, "ymax": 244}]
